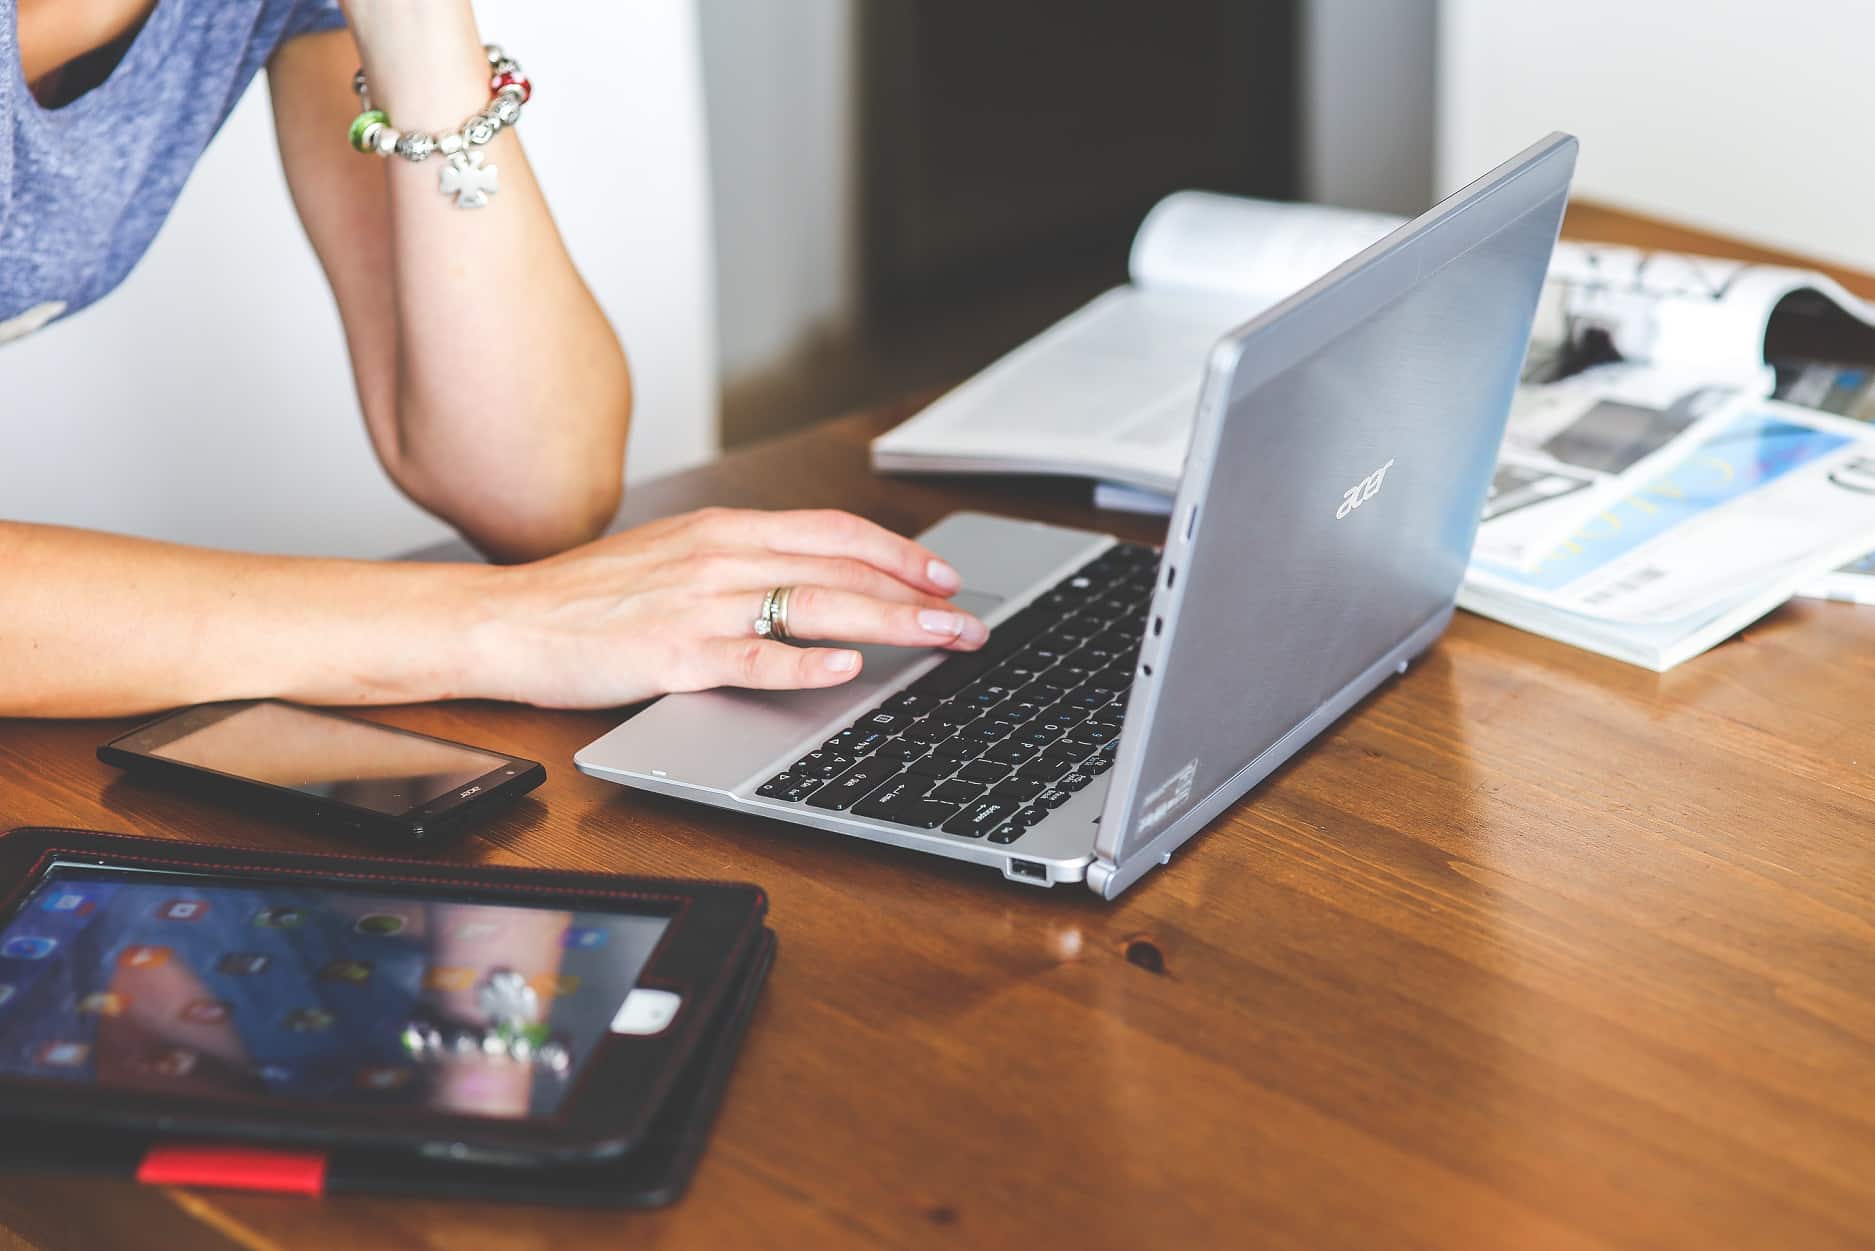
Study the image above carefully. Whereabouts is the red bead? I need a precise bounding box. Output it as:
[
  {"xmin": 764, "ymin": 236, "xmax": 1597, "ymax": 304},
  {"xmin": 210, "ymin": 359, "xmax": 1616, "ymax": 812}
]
[{"xmin": 491, "ymin": 71, "xmax": 531, "ymax": 104}]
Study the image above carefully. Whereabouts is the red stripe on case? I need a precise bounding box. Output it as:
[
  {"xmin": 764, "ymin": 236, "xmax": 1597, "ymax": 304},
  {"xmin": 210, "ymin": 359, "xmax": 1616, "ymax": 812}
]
[{"xmin": 137, "ymin": 1144, "xmax": 328, "ymax": 1196}]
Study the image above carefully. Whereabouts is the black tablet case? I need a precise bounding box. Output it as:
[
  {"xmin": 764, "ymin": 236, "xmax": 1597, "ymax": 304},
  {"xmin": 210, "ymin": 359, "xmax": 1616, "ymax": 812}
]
[{"xmin": 0, "ymin": 927, "xmax": 776, "ymax": 1207}]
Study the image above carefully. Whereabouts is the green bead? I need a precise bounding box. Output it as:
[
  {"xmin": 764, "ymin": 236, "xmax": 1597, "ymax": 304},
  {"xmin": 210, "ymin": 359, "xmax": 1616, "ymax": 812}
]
[{"xmin": 348, "ymin": 109, "xmax": 389, "ymax": 152}]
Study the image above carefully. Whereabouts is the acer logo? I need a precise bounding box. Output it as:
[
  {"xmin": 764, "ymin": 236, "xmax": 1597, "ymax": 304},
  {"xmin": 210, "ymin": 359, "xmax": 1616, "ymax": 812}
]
[
  {"xmin": 1336, "ymin": 459, "xmax": 1395, "ymax": 519},
  {"xmin": 458, "ymin": 785, "xmax": 483, "ymax": 799}
]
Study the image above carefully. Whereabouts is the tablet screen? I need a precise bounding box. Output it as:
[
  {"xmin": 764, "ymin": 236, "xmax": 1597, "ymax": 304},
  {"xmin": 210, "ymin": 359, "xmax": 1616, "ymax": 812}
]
[{"xmin": 0, "ymin": 864, "xmax": 669, "ymax": 1121}]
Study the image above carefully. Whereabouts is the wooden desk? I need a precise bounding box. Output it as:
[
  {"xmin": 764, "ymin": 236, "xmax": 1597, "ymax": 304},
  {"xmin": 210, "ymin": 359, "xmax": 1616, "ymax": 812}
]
[{"xmin": 2, "ymin": 208, "xmax": 1873, "ymax": 1251}]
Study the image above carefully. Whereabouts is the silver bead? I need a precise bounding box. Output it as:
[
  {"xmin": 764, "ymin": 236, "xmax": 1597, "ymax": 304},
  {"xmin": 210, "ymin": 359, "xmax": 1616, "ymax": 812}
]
[
  {"xmin": 463, "ymin": 116, "xmax": 496, "ymax": 147},
  {"xmin": 480, "ymin": 110, "xmax": 504, "ymax": 136},
  {"xmin": 437, "ymin": 130, "xmax": 464, "ymax": 156},
  {"xmin": 352, "ymin": 68, "xmax": 367, "ymax": 96},
  {"xmin": 358, "ymin": 121, "xmax": 385, "ymax": 153},
  {"xmin": 396, "ymin": 130, "xmax": 437, "ymax": 163},
  {"xmin": 494, "ymin": 59, "xmax": 521, "ymax": 78},
  {"xmin": 374, "ymin": 125, "xmax": 401, "ymax": 157},
  {"xmin": 483, "ymin": 43, "xmax": 505, "ymax": 66},
  {"xmin": 491, "ymin": 95, "xmax": 522, "ymax": 126}
]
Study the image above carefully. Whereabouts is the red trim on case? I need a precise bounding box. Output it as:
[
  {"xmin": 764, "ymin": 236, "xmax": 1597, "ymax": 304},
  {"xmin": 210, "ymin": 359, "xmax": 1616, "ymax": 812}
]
[{"xmin": 137, "ymin": 1144, "xmax": 328, "ymax": 1196}]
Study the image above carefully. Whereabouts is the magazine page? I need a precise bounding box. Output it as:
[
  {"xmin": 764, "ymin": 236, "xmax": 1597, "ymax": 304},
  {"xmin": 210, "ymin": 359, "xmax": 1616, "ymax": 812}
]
[
  {"xmin": 1780, "ymin": 358, "xmax": 1875, "ymax": 602},
  {"xmin": 1545, "ymin": 242, "xmax": 1875, "ymax": 376},
  {"xmin": 1475, "ymin": 361, "xmax": 1775, "ymax": 567},
  {"xmin": 1467, "ymin": 398, "xmax": 1875, "ymax": 625},
  {"xmin": 1128, "ymin": 192, "xmax": 1404, "ymax": 300}
]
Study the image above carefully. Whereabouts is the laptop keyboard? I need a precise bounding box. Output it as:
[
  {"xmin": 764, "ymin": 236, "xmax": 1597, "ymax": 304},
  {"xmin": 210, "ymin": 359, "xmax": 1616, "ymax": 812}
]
[{"xmin": 756, "ymin": 542, "xmax": 1160, "ymax": 846}]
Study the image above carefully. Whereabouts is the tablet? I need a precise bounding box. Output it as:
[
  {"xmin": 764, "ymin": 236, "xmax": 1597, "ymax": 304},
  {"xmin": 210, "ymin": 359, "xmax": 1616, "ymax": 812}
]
[{"xmin": 0, "ymin": 828, "xmax": 766, "ymax": 1165}]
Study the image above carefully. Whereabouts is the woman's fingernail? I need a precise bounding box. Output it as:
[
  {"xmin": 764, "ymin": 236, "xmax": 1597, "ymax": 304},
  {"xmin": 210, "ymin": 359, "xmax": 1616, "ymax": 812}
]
[
  {"xmin": 927, "ymin": 559, "xmax": 962, "ymax": 591},
  {"xmin": 918, "ymin": 610, "xmax": 966, "ymax": 637},
  {"xmin": 824, "ymin": 650, "xmax": 859, "ymax": 673}
]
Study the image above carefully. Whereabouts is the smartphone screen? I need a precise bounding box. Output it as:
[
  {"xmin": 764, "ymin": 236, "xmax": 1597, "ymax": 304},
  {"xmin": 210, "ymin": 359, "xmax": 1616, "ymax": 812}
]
[
  {"xmin": 146, "ymin": 702, "xmax": 511, "ymax": 817},
  {"xmin": 0, "ymin": 865, "xmax": 670, "ymax": 1121}
]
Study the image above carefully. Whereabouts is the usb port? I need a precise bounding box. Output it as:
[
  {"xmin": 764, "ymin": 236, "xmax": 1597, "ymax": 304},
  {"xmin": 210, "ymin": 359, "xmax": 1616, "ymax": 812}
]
[{"xmin": 1008, "ymin": 859, "xmax": 1048, "ymax": 884}]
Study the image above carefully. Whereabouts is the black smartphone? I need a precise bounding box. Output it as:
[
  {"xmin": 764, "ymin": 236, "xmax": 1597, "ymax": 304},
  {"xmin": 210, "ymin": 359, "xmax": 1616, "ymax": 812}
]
[
  {"xmin": 0, "ymin": 828, "xmax": 769, "ymax": 1166},
  {"xmin": 99, "ymin": 700, "xmax": 546, "ymax": 846}
]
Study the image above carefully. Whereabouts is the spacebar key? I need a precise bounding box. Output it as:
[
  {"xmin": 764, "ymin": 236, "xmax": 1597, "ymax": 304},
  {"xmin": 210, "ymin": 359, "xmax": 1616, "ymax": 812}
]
[{"xmin": 805, "ymin": 759, "xmax": 897, "ymax": 811}]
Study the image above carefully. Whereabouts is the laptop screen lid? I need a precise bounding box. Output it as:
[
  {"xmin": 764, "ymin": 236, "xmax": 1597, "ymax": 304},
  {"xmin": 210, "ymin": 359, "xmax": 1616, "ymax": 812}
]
[{"xmin": 1089, "ymin": 133, "xmax": 1577, "ymax": 897}]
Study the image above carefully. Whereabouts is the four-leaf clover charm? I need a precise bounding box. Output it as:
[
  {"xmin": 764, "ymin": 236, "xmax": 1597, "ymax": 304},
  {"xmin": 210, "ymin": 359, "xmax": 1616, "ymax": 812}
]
[{"xmin": 439, "ymin": 151, "xmax": 499, "ymax": 209}]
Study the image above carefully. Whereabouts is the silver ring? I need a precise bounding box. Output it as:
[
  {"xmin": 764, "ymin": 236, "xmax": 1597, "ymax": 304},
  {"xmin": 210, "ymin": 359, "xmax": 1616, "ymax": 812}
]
[
  {"xmin": 753, "ymin": 588, "xmax": 780, "ymax": 639},
  {"xmin": 772, "ymin": 586, "xmax": 794, "ymax": 643}
]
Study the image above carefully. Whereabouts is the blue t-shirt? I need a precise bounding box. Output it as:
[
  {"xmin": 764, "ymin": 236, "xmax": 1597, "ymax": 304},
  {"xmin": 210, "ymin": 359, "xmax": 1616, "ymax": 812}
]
[{"xmin": 0, "ymin": 0, "xmax": 345, "ymax": 341}]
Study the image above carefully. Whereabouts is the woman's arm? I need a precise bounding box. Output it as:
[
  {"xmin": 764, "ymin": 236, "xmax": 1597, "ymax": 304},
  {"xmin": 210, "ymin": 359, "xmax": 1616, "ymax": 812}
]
[
  {"xmin": 0, "ymin": 510, "xmax": 983, "ymax": 718},
  {"xmin": 267, "ymin": 4, "xmax": 633, "ymax": 563}
]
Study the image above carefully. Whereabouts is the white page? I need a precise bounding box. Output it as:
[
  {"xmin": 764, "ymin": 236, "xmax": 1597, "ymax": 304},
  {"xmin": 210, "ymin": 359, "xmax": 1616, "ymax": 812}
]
[{"xmin": 1128, "ymin": 191, "xmax": 1405, "ymax": 298}]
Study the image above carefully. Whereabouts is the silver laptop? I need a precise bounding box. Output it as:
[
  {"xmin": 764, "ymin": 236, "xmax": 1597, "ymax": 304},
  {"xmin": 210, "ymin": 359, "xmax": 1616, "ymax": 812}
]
[{"xmin": 578, "ymin": 134, "xmax": 1576, "ymax": 898}]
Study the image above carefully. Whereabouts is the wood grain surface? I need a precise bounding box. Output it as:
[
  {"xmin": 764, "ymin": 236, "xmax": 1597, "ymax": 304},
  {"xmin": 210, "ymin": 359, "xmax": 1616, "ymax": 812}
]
[{"xmin": 0, "ymin": 207, "xmax": 1871, "ymax": 1251}]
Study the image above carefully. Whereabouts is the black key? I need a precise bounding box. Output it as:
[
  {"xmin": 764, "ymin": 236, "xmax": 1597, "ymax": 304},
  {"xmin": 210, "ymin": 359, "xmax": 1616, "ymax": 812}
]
[
  {"xmin": 1013, "ymin": 805, "xmax": 1049, "ymax": 827},
  {"xmin": 883, "ymin": 691, "xmax": 934, "ymax": 715},
  {"xmin": 852, "ymin": 710, "xmax": 909, "ymax": 734},
  {"xmin": 931, "ymin": 701, "xmax": 981, "ymax": 725},
  {"xmin": 1085, "ymin": 754, "xmax": 1114, "ymax": 775},
  {"xmin": 986, "ymin": 821, "xmax": 1025, "ymax": 845},
  {"xmin": 908, "ymin": 606, "xmax": 1052, "ymax": 699},
  {"xmin": 756, "ymin": 772, "xmax": 820, "ymax": 802},
  {"xmin": 871, "ymin": 741, "xmax": 926, "ymax": 766},
  {"xmin": 824, "ymin": 728, "xmax": 889, "ymax": 757},
  {"xmin": 989, "ymin": 778, "xmax": 1043, "ymax": 804},
  {"xmin": 1065, "ymin": 720, "xmax": 1120, "ymax": 748},
  {"xmin": 852, "ymin": 773, "xmax": 933, "ymax": 819},
  {"xmin": 1032, "ymin": 787, "xmax": 1073, "ymax": 810},
  {"xmin": 1015, "ymin": 759, "xmax": 1066, "ymax": 784},
  {"xmin": 901, "ymin": 720, "xmax": 955, "ymax": 746},
  {"xmin": 1050, "ymin": 666, "xmax": 1093, "ymax": 690},
  {"xmin": 929, "ymin": 739, "xmax": 981, "ymax": 767},
  {"xmin": 1056, "ymin": 771, "xmax": 1095, "ymax": 793},
  {"xmin": 929, "ymin": 779, "xmax": 986, "ymax": 805},
  {"xmin": 961, "ymin": 719, "xmax": 1016, "ymax": 743},
  {"xmin": 956, "ymin": 759, "xmax": 1011, "ymax": 785},
  {"xmin": 1076, "ymin": 643, "xmax": 1122, "ymax": 668},
  {"xmin": 943, "ymin": 797, "xmax": 1023, "ymax": 839},
  {"xmin": 1038, "ymin": 702, "xmax": 1088, "ymax": 726},
  {"xmin": 1084, "ymin": 669, "xmax": 1131, "ymax": 693},
  {"xmin": 981, "ymin": 741, "xmax": 1036, "ymax": 767},
  {"xmin": 894, "ymin": 799, "xmax": 963, "ymax": 829},
  {"xmin": 1052, "ymin": 617, "xmax": 1099, "ymax": 640},
  {"xmin": 1012, "ymin": 721, "xmax": 1064, "ymax": 750},
  {"xmin": 1035, "ymin": 624, "xmax": 1086, "ymax": 650},
  {"xmin": 962, "ymin": 681, "xmax": 1018, "ymax": 708},
  {"xmin": 1021, "ymin": 648, "xmax": 1074, "ymax": 672},
  {"xmin": 1039, "ymin": 746, "xmax": 1084, "ymax": 774},
  {"xmin": 1094, "ymin": 627, "xmax": 1143, "ymax": 654},
  {"xmin": 1063, "ymin": 686, "xmax": 1111, "ymax": 711},
  {"xmin": 1014, "ymin": 681, "xmax": 1066, "ymax": 706},
  {"xmin": 906, "ymin": 753, "xmax": 955, "ymax": 777},
  {"xmin": 791, "ymin": 750, "xmax": 852, "ymax": 779},
  {"xmin": 806, "ymin": 758, "xmax": 898, "ymax": 811}
]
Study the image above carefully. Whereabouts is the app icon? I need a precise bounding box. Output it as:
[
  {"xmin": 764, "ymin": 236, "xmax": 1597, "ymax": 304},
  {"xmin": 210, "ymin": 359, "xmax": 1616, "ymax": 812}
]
[
  {"xmin": 422, "ymin": 966, "xmax": 477, "ymax": 992},
  {"xmin": 180, "ymin": 999, "xmax": 231, "ymax": 1025},
  {"xmin": 214, "ymin": 952, "xmax": 269, "ymax": 976},
  {"xmin": 77, "ymin": 992, "xmax": 127, "ymax": 1017},
  {"xmin": 158, "ymin": 899, "xmax": 208, "ymax": 922},
  {"xmin": 145, "ymin": 1047, "xmax": 198, "ymax": 1078},
  {"xmin": 453, "ymin": 920, "xmax": 501, "ymax": 942},
  {"xmin": 354, "ymin": 913, "xmax": 407, "ymax": 937},
  {"xmin": 355, "ymin": 1066, "xmax": 412, "ymax": 1091},
  {"xmin": 252, "ymin": 906, "xmax": 304, "ymax": 930},
  {"xmin": 319, "ymin": 959, "xmax": 373, "ymax": 984},
  {"xmin": 38, "ymin": 891, "xmax": 93, "ymax": 916},
  {"xmin": 1, "ymin": 936, "xmax": 57, "ymax": 961},
  {"xmin": 283, "ymin": 1007, "xmax": 335, "ymax": 1033},
  {"xmin": 120, "ymin": 944, "xmax": 171, "ymax": 970},
  {"xmin": 0, "ymin": 984, "xmax": 14, "ymax": 1008},
  {"xmin": 528, "ymin": 973, "xmax": 581, "ymax": 998},
  {"xmin": 562, "ymin": 926, "xmax": 608, "ymax": 951},
  {"xmin": 36, "ymin": 1041, "xmax": 90, "ymax": 1068}
]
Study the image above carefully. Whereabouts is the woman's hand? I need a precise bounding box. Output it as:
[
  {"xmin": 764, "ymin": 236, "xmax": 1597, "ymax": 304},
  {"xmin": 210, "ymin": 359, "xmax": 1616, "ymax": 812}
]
[{"xmin": 458, "ymin": 508, "xmax": 987, "ymax": 709}]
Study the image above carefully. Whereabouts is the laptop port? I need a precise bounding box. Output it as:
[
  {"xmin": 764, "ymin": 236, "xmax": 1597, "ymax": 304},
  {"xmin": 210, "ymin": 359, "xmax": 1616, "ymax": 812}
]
[{"xmin": 1008, "ymin": 859, "xmax": 1048, "ymax": 884}]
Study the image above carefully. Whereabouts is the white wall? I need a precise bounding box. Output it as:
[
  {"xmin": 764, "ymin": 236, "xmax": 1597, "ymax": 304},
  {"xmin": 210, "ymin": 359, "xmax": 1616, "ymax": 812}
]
[
  {"xmin": 1440, "ymin": 0, "xmax": 1875, "ymax": 271},
  {"xmin": 697, "ymin": 0, "xmax": 857, "ymax": 381},
  {"xmin": 1, "ymin": 1, "xmax": 718, "ymax": 559},
  {"xmin": 1302, "ymin": 0, "xmax": 1438, "ymax": 216}
]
